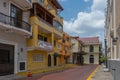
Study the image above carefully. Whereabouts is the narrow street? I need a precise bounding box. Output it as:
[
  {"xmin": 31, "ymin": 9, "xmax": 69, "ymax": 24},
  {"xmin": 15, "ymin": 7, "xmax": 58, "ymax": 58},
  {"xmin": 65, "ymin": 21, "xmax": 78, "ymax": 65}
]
[{"xmin": 17, "ymin": 64, "xmax": 98, "ymax": 80}]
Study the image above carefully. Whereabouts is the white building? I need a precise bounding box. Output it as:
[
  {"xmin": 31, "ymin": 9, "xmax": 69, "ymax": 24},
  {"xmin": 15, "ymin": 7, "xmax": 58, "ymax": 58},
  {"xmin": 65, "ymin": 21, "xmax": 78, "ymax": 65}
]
[
  {"xmin": 105, "ymin": 0, "xmax": 120, "ymax": 80},
  {"xmin": 80, "ymin": 37, "xmax": 101, "ymax": 64},
  {"xmin": 0, "ymin": 0, "xmax": 32, "ymax": 75},
  {"xmin": 70, "ymin": 36, "xmax": 84, "ymax": 64}
]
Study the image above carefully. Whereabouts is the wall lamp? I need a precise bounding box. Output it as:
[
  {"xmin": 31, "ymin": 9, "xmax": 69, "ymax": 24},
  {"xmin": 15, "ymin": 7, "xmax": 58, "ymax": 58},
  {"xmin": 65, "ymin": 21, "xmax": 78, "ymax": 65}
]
[{"xmin": 112, "ymin": 37, "xmax": 118, "ymax": 45}]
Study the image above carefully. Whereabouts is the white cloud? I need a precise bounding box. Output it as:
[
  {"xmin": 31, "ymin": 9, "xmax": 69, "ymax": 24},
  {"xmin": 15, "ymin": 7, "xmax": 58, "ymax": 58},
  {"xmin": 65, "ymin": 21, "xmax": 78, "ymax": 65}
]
[
  {"xmin": 84, "ymin": 0, "xmax": 90, "ymax": 2},
  {"xmin": 63, "ymin": 0, "xmax": 107, "ymax": 43},
  {"xmin": 92, "ymin": 0, "xmax": 107, "ymax": 11}
]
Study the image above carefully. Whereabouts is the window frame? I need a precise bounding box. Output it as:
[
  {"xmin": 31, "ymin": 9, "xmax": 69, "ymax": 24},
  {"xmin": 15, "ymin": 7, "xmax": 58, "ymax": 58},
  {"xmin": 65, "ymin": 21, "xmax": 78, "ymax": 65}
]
[{"xmin": 33, "ymin": 54, "xmax": 43, "ymax": 62}]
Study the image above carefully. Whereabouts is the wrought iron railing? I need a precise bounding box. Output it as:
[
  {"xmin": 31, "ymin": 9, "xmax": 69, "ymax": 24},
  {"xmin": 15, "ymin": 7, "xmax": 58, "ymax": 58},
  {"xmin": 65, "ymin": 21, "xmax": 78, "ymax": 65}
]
[{"xmin": 0, "ymin": 12, "xmax": 31, "ymax": 32}]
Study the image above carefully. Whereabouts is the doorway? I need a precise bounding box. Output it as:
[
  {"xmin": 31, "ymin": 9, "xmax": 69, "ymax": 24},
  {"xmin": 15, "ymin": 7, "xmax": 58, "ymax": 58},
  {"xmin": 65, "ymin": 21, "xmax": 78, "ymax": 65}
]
[
  {"xmin": 54, "ymin": 56, "xmax": 57, "ymax": 66},
  {"xmin": 0, "ymin": 43, "xmax": 14, "ymax": 76},
  {"xmin": 48, "ymin": 54, "xmax": 51, "ymax": 67},
  {"xmin": 89, "ymin": 55, "xmax": 94, "ymax": 63}
]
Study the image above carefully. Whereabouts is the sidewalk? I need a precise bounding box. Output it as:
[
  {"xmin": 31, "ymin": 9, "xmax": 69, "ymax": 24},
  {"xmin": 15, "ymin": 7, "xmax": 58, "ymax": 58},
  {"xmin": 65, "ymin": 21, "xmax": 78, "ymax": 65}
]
[
  {"xmin": 91, "ymin": 66, "xmax": 113, "ymax": 80},
  {"xmin": 0, "ymin": 74, "xmax": 23, "ymax": 80}
]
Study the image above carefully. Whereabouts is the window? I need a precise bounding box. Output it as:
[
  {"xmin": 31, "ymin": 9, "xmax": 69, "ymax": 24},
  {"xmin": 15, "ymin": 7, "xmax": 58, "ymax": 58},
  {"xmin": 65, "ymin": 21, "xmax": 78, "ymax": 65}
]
[
  {"xmin": 38, "ymin": 35, "xmax": 43, "ymax": 41},
  {"xmin": 58, "ymin": 44, "xmax": 61, "ymax": 49},
  {"xmin": 44, "ymin": 37, "xmax": 47, "ymax": 42},
  {"xmin": 53, "ymin": 20, "xmax": 63, "ymax": 31},
  {"xmin": 62, "ymin": 39, "xmax": 65, "ymax": 43},
  {"xmin": 10, "ymin": 4, "xmax": 22, "ymax": 19},
  {"xmin": 10, "ymin": 4, "xmax": 22, "ymax": 28},
  {"xmin": 89, "ymin": 45, "xmax": 94, "ymax": 52},
  {"xmin": 33, "ymin": 54, "xmax": 43, "ymax": 62},
  {"xmin": 54, "ymin": 40, "xmax": 56, "ymax": 47}
]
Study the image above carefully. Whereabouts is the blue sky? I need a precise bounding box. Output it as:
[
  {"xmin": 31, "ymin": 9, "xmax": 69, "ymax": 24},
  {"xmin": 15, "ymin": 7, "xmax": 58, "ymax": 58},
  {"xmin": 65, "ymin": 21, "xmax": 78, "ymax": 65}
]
[
  {"xmin": 59, "ymin": 0, "xmax": 93, "ymax": 20},
  {"xmin": 58, "ymin": 0, "xmax": 107, "ymax": 44}
]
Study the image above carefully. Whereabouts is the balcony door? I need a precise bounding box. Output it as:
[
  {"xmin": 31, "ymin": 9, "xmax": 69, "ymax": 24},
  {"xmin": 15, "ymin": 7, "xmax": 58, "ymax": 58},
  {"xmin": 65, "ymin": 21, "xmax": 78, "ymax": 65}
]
[{"xmin": 10, "ymin": 4, "xmax": 22, "ymax": 28}]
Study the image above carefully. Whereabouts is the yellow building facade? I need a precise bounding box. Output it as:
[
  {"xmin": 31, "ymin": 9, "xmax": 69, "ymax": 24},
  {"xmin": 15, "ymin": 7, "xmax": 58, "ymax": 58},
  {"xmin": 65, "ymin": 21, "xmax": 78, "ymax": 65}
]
[{"xmin": 27, "ymin": 0, "xmax": 64, "ymax": 70}]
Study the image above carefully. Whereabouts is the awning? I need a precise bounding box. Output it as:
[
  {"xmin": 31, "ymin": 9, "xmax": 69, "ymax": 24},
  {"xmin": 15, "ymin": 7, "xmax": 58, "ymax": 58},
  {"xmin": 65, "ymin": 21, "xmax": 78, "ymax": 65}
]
[{"xmin": 53, "ymin": 52, "xmax": 59, "ymax": 57}]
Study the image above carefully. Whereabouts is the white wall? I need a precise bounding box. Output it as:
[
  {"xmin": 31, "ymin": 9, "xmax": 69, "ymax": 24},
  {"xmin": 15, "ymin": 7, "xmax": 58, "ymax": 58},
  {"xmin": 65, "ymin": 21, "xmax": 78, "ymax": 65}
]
[
  {"xmin": 0, "ymin": 29, "xmax": 27, "ymax": 73},
  {"xmin": 0, "ymin": 0, "xmax": 30, "ymax": 22},
  {"xmin": 71, "ymin": 38, "xmax": 79, "ymax": 52},
  {"xmin": 83, "ymin": 53, "xmax": 99, "ymax": 64},
  {"xmin": 0, "ymin": 0, "xmax": 10, "ymax": 15}
]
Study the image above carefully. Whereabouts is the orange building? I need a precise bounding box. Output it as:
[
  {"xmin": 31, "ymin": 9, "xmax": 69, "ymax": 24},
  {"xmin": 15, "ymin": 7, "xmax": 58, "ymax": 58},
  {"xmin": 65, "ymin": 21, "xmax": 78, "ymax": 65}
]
[{"xmin": 57, "ymin": 32, "xmax": 71, "ymax": 65}]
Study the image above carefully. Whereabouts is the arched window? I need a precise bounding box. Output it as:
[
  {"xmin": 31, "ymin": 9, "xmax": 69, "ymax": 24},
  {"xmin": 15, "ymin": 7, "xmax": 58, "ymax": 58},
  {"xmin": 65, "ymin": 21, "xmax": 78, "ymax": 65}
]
[
  {"xmin": 89, "ymin": 45, "xmax": 94, "ymax": 52},
  {"xmin": 89, "ymin": 55, "xmax": 94, "ymax": 63}
]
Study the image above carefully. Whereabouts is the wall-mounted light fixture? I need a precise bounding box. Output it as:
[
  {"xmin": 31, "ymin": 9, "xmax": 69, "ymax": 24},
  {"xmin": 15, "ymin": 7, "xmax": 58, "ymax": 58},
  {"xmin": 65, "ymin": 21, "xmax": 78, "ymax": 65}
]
[{"xmin": 112, "ymin": 37, "xmax": 118, "ymax": 45}]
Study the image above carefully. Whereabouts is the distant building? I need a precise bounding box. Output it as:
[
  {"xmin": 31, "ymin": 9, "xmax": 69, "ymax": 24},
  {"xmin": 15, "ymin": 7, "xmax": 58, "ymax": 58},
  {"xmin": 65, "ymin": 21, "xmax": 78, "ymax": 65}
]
[
  {"xmin": 79, "ymin": 37, "xmax": 101, "ymax": 64},
  {"xmin": 70, "ymin": 36, "xmax": 85, "ymax": 64}
]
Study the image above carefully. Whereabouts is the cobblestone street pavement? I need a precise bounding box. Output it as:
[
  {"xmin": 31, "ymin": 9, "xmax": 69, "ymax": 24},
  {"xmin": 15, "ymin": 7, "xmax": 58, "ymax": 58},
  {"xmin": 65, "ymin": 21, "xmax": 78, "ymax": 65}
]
[{"xmin": 38, "ymin": 64, "xmax": 98, "ymax": 80}]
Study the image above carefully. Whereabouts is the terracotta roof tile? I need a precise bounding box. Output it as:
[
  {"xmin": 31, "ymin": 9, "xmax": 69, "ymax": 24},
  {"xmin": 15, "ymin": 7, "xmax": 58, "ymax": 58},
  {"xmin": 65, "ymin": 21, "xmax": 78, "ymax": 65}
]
[{"xmin": 79, "ymin": 37, "xmax": 99, "ymax": 44}]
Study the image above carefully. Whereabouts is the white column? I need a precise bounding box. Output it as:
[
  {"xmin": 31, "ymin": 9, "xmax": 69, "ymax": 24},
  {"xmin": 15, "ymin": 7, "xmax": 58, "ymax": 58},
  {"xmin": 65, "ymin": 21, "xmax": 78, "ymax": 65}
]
[{"xmin": 113, "ymin": 0, "xmax": 117, "ymax": 60}]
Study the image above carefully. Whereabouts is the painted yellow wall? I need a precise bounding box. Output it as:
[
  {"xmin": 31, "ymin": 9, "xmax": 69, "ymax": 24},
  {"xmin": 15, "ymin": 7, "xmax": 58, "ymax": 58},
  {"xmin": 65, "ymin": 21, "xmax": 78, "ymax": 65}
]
[
  {"xmin": 27, "ymin": 0, "xmax": 64, "ymax": 70},
  {"xmin": 27, "ymin": 50, "xmax": 47, "ymax": 70},
  {"xmin": 27, "ymin": 17, "xmax": 38, "ymax": 47},
  {"xmin": 38, "ymin": 30, "xmax": 51, "ymax": 43}
]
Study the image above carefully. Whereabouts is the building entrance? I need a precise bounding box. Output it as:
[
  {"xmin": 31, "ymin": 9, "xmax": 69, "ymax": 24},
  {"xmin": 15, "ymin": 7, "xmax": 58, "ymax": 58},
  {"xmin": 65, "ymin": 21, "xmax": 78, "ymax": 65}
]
[{"xmin": 0, "ymin": 43, "xmax": 14, "ymax": 76}]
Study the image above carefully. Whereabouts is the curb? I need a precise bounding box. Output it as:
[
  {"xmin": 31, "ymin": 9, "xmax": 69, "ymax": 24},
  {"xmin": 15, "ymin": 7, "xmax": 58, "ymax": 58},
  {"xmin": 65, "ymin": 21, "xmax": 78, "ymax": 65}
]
[{"xmin": 86, "ymin": 66, "xmax": 99, "ymax": 80}]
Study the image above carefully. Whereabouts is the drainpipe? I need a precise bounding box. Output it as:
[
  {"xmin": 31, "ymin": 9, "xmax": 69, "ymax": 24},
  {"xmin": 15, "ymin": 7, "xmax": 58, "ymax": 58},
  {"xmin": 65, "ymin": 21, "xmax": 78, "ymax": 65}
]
[{"xmin": 113, "ymin": 0, "xmax": 117, "ymax": 60}]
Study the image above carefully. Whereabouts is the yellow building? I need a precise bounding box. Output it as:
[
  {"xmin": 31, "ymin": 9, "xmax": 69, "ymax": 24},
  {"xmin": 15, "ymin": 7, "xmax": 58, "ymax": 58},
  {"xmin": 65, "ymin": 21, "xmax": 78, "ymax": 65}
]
[{"xmin": 27, "ymin": 0, "xmax": 64, "ymax": 70}]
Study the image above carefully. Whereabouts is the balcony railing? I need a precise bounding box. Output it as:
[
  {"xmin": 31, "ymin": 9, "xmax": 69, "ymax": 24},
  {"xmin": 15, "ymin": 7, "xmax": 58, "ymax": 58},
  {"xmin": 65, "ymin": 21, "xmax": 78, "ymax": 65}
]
[
  {"xmin": 38, "ymin": 40, "xmax": 53, "ymax": 51},
  {"xmin": 0, "ymin": 12, "xmax": 31, "ymax": 32}
]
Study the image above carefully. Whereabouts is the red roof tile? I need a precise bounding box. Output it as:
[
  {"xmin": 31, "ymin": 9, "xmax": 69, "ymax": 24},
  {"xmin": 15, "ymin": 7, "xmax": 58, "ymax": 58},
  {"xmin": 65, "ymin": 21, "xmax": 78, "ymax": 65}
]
[{"xmin": 79, "ymin": 37, "xmax": 99, "ymax": 44}]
